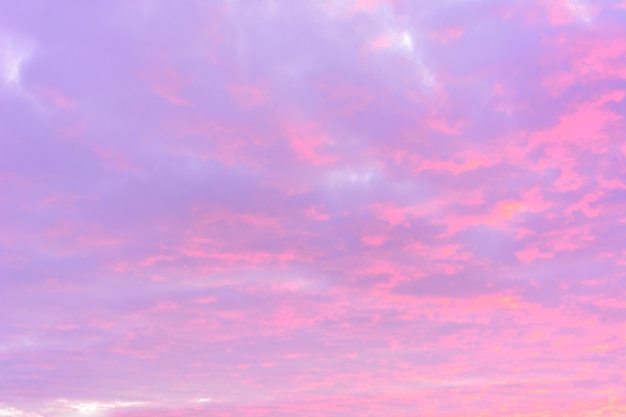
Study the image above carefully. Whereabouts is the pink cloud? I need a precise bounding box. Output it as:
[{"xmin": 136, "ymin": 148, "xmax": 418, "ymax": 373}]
[
  {"xmin": 2, "ymin": 0, "xmax": 626, "ymax": 416},
  {"xmin": 283, "ymin": 120, "xmax": 338, "ymax": 165}
]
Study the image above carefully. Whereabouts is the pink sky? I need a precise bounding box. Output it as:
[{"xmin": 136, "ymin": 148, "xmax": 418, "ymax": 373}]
[{"xmin": 2, "ymin": 0, "xmax": 626, "ymax": 416}]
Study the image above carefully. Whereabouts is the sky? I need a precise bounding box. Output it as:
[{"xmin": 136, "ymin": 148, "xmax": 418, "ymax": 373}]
[{"xmin": 1, "ymin": 0, "xmax": 626, "ymax": 416}]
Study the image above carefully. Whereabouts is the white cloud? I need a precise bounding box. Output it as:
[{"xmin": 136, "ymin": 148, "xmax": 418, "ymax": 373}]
[
  {"xmin": 400, "ymin": 31, "xmax": 414, "ymax": 51},
  {"xmin": 328, "ymin": 167, "xmax": 377, "ymax": 186},
  {"xmin": 1, "ymin": 36, "xmax": 33, "ymax": 86},
  {"xmin": 54, "ymin": 400, "xmax": 145, "ymax": 417},
  {"xmin": 0, "ymin": 407, "xmax": 31, "ymax": 417},
  {"xmin": 196, "ymin": 397, "xmax": 213, "ymax": 403},
  {"xmin": 567, "ymin": 0, "xmax": 591, "ymax": 22}
]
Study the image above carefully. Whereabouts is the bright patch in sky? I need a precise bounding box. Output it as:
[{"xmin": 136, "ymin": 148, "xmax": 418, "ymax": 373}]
[
  {"xmin": 567, "ymin": 0, "xmax": 592, "ymax": 21},
  {"xmin": 0, "ymin": 36, "xmax": 31, "ymax": 85}
]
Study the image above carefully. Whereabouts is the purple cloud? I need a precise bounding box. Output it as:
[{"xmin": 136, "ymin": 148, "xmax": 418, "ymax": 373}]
[{"xmin": 2, "ymin": 0, "xmax": 626, "ymax": 416}]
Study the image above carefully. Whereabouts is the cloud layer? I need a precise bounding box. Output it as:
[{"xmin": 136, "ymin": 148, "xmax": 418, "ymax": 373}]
[{"xmin": 2, "ymin": 0, "xmax": 626, "ymax": 416}]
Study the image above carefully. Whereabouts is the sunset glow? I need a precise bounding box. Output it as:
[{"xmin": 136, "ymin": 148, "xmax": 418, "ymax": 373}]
[{"xmin": 2, "ymin": 1, "xmax": 626, "ymax": 416}]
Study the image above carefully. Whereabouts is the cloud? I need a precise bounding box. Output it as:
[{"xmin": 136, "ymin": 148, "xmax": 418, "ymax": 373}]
[
  {"xmin": 1, "ymin": 0, "xmax": 626, "ymax": 416},
  {"xmin": 0, "ymin": 34, "xmax": 32, "ymax": 86}
]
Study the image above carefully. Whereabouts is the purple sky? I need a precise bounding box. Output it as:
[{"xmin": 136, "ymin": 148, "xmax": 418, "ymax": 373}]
[{"xmin": 2, "ymin": 0, "xmax": 626, "ymax": 416}]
